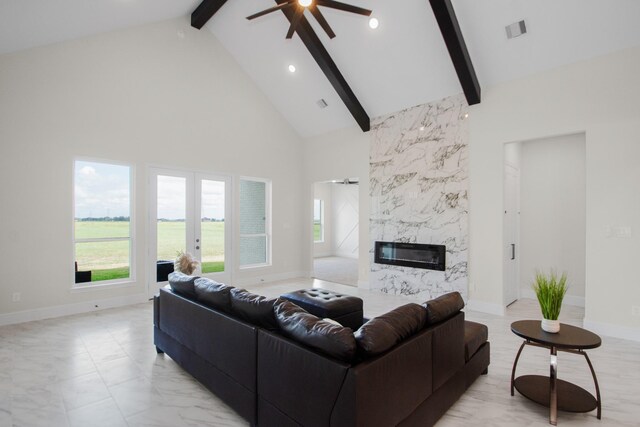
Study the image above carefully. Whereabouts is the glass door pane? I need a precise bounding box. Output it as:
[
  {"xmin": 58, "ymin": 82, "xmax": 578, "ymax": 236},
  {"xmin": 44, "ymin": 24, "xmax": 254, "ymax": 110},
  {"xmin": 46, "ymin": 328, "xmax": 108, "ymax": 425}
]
[
  {"xmin": 156, "ymin": 175, "xmax": 187, "ymax": 281},
  {"xmin": 200, "ymin": 179, "xmax": 225, "ymax": 274}
]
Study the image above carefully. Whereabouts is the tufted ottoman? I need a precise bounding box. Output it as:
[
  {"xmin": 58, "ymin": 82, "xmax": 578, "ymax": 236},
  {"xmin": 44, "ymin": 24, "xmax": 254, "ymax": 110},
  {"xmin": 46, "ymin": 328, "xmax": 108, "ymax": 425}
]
[{"xmin": 280, "ymin": 289, "xmax": 364, "ymax": 330}]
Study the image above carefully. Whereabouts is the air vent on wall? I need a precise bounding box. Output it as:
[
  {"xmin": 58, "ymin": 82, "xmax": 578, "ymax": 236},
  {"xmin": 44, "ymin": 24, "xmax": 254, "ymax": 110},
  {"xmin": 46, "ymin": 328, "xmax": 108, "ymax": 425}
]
[
  {"xmin": 505, "ymin": 20, "xmax": 527, "ymax": 39},
  {"xmin": 317, "ymin": 99, "xmax": 329, "ymax": 109}
]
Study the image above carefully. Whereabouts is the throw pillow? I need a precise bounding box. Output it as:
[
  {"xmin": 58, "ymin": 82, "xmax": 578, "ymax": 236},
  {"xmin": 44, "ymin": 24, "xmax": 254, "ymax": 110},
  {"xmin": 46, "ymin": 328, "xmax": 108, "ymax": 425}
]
[
  {"xmin": 422, "ymin": 292, "xmax": 464, "ymax": 324},
  {"xmin": 194, "ymin": 278, "xmax": 234, "ymax": 312},
  {"xmin": 168, "ymin": 272, "xmax": 199, "ymax": 299},
  {"xmin": 230, "ymin": 289, "xmax": 281, "ymax": 330},
  {"xmin": 354, "ymin": 303, "xmax": 427, "ymax": 358},
  {"xmin": 274, "ymin": 300, "xmax": 356, "ymax": 362}
]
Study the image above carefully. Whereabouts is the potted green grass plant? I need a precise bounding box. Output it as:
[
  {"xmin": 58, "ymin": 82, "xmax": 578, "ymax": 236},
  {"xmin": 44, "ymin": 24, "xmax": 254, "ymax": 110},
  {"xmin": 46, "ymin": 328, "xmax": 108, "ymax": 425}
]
[{"xmin": 532, "ymin": 270, "xmax": 568, "ymax": 333}]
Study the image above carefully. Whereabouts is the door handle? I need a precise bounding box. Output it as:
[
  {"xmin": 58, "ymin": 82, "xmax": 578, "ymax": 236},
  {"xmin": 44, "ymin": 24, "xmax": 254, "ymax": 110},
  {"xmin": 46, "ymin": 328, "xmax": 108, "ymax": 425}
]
[{"xmin": 511, "ymin": 244, "xmax": 515, "ymax": 260}]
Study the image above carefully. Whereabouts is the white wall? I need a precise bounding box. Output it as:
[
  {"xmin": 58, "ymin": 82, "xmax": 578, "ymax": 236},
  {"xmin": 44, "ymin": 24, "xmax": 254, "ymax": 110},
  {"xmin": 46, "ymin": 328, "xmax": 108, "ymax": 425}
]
[
  {"xmin": 0, "ymin": 18, "xmax": 305, "ymax": 319},
  {"xmin": 519, "ymin": 134, "xmax": 586, "ymax": 301},
  {"xmin": 469, "ymin": 45, "xmax": 640, "ymax": 337},
  {"xmin": 331, "ymin": 184, "xmax": 359, "ymax": 259},
  {"xmin": 303, "ymin": 126, "xmax": 370, "ymax": 287},
  {"xmin": 313, "ymin": 182, "xmax": 333, "ymax": 257}
]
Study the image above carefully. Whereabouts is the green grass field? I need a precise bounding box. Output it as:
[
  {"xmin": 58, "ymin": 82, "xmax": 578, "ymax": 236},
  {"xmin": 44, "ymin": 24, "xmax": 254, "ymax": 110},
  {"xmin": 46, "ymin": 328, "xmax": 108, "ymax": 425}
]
[
  {"xmin": 75, "ymin": 221, "xmax": 225, "ymax": 282},
  {"xmin": 313, "ymin": 223, "xmax": 322, "ymax": 241}
]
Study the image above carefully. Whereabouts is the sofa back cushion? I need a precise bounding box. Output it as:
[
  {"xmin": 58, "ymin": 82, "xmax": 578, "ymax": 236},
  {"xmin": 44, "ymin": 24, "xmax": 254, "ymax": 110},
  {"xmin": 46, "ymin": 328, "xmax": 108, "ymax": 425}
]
[
  {"xmin": 422, "ymin": 292, "xmax": 465, "ymax": 325},
  {"xmin": 168, "ymin": 272, "xmax": 198, "ymax": 299},
  {"xmin": 354, "ymin": 303, "xmax": 427, "ymax": 358},
  {"xmin": 194, "ymin": 278, "xmax": 234, "ymax": 312},
  {"xmin": 274, "ymin": 300, "xmax": 356, "ymax": 362},
  {"xmin": 230, "ymin": 289, "xmax": 281, "ymax": 331}
]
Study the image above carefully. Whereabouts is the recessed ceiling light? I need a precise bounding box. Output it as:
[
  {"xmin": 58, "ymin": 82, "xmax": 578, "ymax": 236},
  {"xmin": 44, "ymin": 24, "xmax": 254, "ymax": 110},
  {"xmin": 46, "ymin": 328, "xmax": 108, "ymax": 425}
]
[
  {"xmin": 464, "ymin": 113, "xmax": 469, "ymax": 119},
  {"xmin": 369, "ymin": 17, "xmax": 379, "ymax": 30},
  {"xmin": 299, "ymin": 0, "xmax": 313, "ymax": 7},
  {"xmin": 419, "ymin": 126, "xmax": 425, "ymax": 131},
  {"xmin": 288, "ymin": 64, "xmax": 296, "ymax": 73}
]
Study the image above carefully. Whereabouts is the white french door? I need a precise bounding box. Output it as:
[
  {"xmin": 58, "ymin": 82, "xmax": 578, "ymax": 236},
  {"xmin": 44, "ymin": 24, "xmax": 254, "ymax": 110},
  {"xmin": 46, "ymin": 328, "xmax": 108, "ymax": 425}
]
[{"xmin": 148, "ymin": 168, "xmax": 231, "ymax": 298}]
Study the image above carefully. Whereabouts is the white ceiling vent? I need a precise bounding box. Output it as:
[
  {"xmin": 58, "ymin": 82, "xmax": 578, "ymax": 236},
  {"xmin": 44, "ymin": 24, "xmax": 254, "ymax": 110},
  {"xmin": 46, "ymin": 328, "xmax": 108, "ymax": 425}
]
[
  {"xmin": 317, "ymin": 99, "xmax": 329, "ymax": 109},
  {"xmin": 505, "ymin": 20, "xmax": 527, "ymax": 39}
]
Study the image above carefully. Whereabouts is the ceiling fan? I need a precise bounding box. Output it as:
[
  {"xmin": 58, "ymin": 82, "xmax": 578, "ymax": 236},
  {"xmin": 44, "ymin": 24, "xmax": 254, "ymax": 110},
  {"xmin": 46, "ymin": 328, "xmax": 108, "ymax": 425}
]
[
  {"xmin": 246, "ymin": 0, "xmax": 372, "ymax": 40},
  {"xmin": 331, "ymin": 178, "xmax": 359, "ymax": 185}
]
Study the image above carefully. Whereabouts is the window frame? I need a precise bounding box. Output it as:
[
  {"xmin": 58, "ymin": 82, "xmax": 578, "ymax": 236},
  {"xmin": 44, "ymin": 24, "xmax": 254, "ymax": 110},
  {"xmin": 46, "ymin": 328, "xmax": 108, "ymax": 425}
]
[
  {"xmin": 313, "ymin": 199, "xmax": 324, "ymax": 243},
  {"xmin": 72, "ymin": 157, "xmax": 136, "ymax": 290},
  {"xmin": 238, "ymin": 176, "xmax": 272, "ymax": 269}
]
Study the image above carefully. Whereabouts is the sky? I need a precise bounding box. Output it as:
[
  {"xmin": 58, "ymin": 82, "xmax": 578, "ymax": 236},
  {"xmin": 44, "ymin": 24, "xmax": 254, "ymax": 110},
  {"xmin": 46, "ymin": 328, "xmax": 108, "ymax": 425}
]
[
  {"xmin": 157, "ymin": 175, "xmax": 225, "ymax": 220},
  {"xmin": 75, "ymin": 161, "xmax": 225, "ymax": 220},
  {"xmin": 75, "ymin": 161, "xmax": 130, "ymax": 218}
]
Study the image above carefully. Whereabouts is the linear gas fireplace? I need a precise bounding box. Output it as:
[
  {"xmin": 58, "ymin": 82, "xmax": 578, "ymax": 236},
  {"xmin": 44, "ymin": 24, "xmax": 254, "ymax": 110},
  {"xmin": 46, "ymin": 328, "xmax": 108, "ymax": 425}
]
[{"xmin": 374, "ymin": 241, "xmax": 446, "ymax": 271}]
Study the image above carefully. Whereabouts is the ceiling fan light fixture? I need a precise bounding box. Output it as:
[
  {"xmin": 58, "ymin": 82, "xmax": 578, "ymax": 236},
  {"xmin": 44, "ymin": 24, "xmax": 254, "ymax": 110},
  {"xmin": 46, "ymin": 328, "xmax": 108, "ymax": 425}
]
[
  {"xmin": 298, "ymin": 0, "xmax": 313, "ymax": 7},
  {"xmin": 288, "ymin": 64, "xmax": 297, "ymax": 73}
]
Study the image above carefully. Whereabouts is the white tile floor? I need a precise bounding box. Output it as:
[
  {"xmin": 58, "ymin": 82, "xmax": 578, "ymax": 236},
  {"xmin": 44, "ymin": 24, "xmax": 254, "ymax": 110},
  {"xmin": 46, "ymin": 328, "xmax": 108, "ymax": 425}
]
[
  {"xmin": 1, "ymin": 278, "xmax": 639, "ymax": 426},
  {"xmin": 313, "ymin": 257, "xmax": 359, "ymax": 287}
]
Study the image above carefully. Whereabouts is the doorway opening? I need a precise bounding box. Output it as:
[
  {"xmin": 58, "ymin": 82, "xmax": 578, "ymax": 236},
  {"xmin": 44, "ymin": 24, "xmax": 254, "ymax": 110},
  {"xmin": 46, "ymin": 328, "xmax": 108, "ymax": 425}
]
[
  {"xmin": 503, "ymin": 133, "xmax": 586, "ymax": 308},
  {"xmin": 312, "ymin": 178, "xmax": 359, "ymax": 287}
]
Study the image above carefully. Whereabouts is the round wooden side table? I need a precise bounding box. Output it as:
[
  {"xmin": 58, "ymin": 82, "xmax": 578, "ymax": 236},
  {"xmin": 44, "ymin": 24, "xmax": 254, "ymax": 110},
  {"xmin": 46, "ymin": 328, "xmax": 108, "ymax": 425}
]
[{"xmin": 510, "ymin": 320, "xmax": 602, "ymax": 426}]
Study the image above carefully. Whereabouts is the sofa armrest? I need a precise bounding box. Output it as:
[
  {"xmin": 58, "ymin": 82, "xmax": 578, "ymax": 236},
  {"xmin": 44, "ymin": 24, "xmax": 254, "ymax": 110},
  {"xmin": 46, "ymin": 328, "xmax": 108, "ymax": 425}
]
[
  {"xmin": 331, "ymin": 328, "xmax": 434, "ymax": 427},
  {"xmin": 430, "ymin": 311, "xmax": 465, "ymax": 390}
]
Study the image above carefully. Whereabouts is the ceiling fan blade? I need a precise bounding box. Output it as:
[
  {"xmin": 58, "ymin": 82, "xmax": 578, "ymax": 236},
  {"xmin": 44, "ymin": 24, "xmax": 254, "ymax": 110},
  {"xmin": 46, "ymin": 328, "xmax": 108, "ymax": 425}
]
[
  {"xmin": 286, "ymin": 7, "xmax": 305, "ymax": 39},
  {"xmin": 316, "ymin": 0, "xmax": 372, "ymax": 16},
  {"xmin": 246, "ymin": 2, "xmax": 293, "ymax": 20},
  {"xmin": 309, "ymin": 5, "xmax": 336, "ymax": 39}
]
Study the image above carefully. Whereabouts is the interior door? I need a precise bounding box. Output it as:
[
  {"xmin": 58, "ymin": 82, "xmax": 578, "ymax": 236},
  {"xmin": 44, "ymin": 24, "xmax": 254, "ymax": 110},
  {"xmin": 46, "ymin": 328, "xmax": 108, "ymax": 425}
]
[
  {"xmin": 503, "ymin": 164, "xmax": 520, "ymax": 306},
  {"xmin": 148, "ymin": 169, "xmax": 231, "ymax": 298}
]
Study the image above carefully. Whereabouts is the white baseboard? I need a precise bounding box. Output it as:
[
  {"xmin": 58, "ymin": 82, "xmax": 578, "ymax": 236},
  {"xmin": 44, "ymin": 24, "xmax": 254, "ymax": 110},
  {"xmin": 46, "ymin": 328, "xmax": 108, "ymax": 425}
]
[
  {"xmin": 583, "ymin": 319, "xmax": 640, "ymax": 342},
  {"xmin": 233, "ymin": 270, "xmax": 308, "ymax": 287},
  {"xmin": 0, "ymin": 293, "xmax": 149, "ymax": 327},
  {"xmin": 520, "ymin": 289, "xmax": 585, "ymax": 308},
  {"xmin": 466, "ymin": 299, "xmax": 505, "ymax": 316}
]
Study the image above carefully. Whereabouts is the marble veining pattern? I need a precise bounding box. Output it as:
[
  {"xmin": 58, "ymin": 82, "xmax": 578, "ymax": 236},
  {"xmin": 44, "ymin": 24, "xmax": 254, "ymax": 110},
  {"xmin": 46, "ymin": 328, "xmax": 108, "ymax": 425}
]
[{"xmin": 370, "ymin": 94, "xmax": 469, "ymax": 300}]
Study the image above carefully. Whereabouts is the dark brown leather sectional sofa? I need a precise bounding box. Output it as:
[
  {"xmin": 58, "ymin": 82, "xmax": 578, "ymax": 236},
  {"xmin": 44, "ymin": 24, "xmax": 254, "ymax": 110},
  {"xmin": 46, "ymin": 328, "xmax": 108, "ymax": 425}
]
[{"xmin": 153, "ymin": 274, "xmax": 490, "ymax": 427}]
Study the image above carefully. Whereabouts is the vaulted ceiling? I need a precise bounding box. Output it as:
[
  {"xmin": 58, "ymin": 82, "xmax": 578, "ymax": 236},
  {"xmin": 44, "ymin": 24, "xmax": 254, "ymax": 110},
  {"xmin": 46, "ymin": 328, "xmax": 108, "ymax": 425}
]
[{"xmin": 3, "ymin": 0, "xmax": 640, "ymax": 137}]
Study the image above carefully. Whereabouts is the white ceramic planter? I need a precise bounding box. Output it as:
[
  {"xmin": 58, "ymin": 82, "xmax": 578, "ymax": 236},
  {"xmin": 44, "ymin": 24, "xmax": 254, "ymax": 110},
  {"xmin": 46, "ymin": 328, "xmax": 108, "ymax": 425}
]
[{"xmin": 541, "ymin": 318, "xmax": 560, "ymax": 333}]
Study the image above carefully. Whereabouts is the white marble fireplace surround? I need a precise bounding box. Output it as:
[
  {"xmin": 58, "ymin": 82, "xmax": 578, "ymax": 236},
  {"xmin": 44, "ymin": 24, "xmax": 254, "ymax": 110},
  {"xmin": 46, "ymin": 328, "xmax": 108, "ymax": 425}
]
[{"xmin": 370, "ymin": 94, "xmax": 469, "ymax": 300}]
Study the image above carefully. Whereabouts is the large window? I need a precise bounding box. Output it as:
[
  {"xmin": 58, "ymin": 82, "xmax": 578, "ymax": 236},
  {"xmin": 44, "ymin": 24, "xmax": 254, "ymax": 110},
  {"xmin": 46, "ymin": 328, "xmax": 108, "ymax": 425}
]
[
  {"xmin": 314, "ymin": 199, "xmax": 324, "ymax": 243},
  {"xmin": 74, "ymin": 160, "xmax": 133, "ymax": 285},
  {"xmin": 239, "ymin": 178, "xmax": 271, "ymax": 267}
]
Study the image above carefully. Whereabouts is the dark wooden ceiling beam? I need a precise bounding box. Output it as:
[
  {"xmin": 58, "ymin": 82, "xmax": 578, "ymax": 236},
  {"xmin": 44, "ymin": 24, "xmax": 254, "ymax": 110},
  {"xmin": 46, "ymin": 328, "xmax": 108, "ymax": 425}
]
[
  {"xmin": 277, "ymin": 1, "xmax": 370, "ymax": 132},
  {"xmin": 191, "ymin": 0, "xmax": 229, "ymax": 29},
  {"xmin": 429, "ymin": 0, "xmax": 481, "ymax": 105}
]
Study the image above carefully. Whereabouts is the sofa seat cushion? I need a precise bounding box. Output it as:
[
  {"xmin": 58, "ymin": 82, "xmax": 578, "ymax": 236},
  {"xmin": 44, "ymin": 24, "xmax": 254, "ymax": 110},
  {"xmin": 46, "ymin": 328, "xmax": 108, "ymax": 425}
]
[
  {"xmin": 194, "ymin": 278, "xmax": 234, "ymax": 312},
  {"xmin": 464, "ymin": 321, "xmax": 488, "ymax": 362},
  {"xmin": 422, "ymin": 292, "xmax": 465, "ymax": 325},
  {"xmin": 230, "ymin": 289, "xmax": 282, "ymax": 331},
  {"xmin": 354, "ymin": 303, "xmax": 427, "ymax": 358},
  {"xmin": 168, "ymin": 272, "xmax": 199, "ymax": 299},
  {"xmin": 274, "ymin": 300, "xmax": 356, "ymax": 362},
  {"xmin": 280, "ymin": 289, "xmax": 364, "ymax": 330}
]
